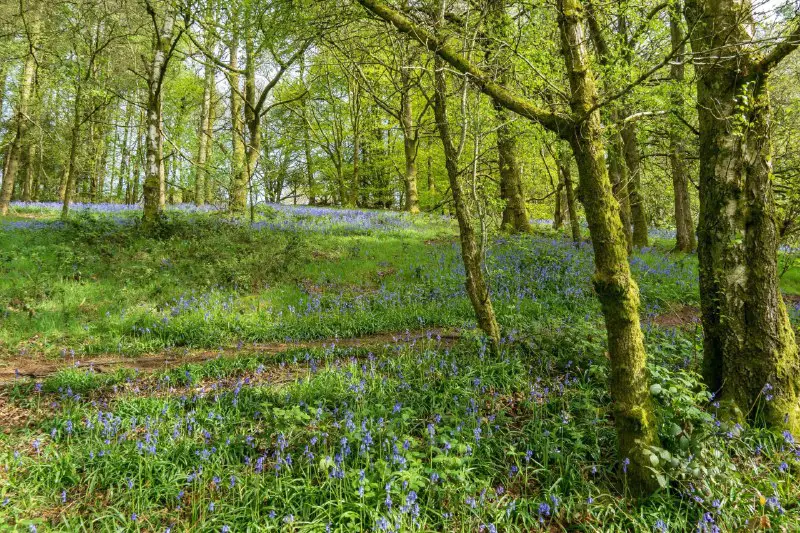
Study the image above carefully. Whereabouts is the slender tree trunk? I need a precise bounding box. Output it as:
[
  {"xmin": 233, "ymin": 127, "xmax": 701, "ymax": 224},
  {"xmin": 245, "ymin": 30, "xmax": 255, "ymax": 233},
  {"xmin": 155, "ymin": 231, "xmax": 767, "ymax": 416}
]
[
  {"xmin": 609, "ymin": 122, "xmax": 633, "ymax": 251},
  {"xmin": 558, "ymin": 146, "xmax": 581, "ymax": 242},
  {"xmin": 0, "ymin": 7, "xmax": 39, "ymax": 215},
  {"xmin": 399, "ymin": 53, "xmax": 420, "ymax": 214},
  {"xmin": 142, "ymin": 9, "xmax": 176, "ymax": 227},
  {"xmin": 558, "ymin": 0, "xmax": 659, "ymax": 493},
  {"xmin": 686, "ymin": 0, "xmax": 800, "ymax": 431},
  {"xmin": 242, "ymin": 31, "xmax": 261, "ymax": 212},
  {"xmin": 669, "ymin": 5, "xmax": 695, "ymax": 251},
  {"xmin": 21, "ymin": 141, "xmax": 36, "ymax": 202},
  {"xmin": 553, "ymin": 168, "xmax": 563, "ymax": 231},
  {"xmin": 117, "ymin": 105, "xmax": 132, "ymax": 201},
  {"xmin": 195, "ymin": 58, "xmax": 214, "ymax": 206},
  {"xmin": 61, "ymin": 84, "xmax": 83, "ymax": 219},
  {"xmin": 495, "ymin": 106, "xmax": 531, "ymax": 232},
  {"xmin": 228, "ymin": 33, "xmax": 247, "ymax": 215},
  {"xmin": 487, "ymin": 0, "xmax": 531, "ymax": 233},
  {"xmin": 622, "ymin": 120, "xmax": 648, "ymax": 246},
  {"xmin": 433, "ymin": 57, "xmax": 500, "ymax": 349},
  {"xmin": 349, "ymin": 79, "xmax": 361, "ymax": 207}
]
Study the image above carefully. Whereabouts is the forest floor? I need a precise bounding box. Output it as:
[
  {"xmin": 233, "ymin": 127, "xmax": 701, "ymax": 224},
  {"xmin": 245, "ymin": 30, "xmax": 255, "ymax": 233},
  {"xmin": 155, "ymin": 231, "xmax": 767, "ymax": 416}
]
[{"xmin": 1, "ymin": 203, "xmax": 799, "ymax": 531}]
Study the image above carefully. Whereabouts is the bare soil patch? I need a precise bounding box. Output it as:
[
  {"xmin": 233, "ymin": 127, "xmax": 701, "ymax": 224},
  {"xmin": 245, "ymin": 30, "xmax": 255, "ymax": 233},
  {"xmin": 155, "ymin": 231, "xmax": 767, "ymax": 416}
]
[
  {"xmin": 0, "ymin": 329, "xmax": 459, "ymax": 385},
  {"xmin": 651, "ymin": 305, "xmax": 700, "ymax": 329}
]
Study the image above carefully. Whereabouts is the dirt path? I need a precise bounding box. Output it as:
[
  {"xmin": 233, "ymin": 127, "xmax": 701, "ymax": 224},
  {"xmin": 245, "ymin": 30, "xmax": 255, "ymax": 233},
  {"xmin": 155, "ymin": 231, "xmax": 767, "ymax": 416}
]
[{"xmin": 0, "ymin": 329, "xmax": 459, "ymax": 385}]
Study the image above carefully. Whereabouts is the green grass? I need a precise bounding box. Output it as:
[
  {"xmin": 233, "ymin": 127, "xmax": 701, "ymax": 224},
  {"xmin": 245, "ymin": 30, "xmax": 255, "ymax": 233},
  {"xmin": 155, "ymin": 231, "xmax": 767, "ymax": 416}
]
[
  {"xmin": 1, "ymin": 206, "xmax": 799, "ymax": 530},
  {"xmin": 2, "ymin": 328, "xmax": 798, "ymax": 531}
]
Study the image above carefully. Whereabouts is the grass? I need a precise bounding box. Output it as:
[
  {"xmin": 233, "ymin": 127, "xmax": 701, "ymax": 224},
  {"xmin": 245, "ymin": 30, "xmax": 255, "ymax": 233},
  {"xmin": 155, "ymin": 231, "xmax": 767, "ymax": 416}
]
[{"xmin": 0, "ymin": 202, "xmax": 799, "ymax": 531}]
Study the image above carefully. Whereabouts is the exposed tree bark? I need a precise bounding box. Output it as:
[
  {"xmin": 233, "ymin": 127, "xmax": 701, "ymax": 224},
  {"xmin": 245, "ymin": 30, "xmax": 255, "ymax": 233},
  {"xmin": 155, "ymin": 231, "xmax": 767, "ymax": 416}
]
[
  {"xmin": 0, "ymin": 3, "xmax": 39, "ymax": 215},
  {"xmin": 685, "ymin": 0, "xmax": 800, "ymax": 430},
  {"xmin": 668, "ymin": 5, "xmax": 695, "ymax": 251},
  {"xmin": 142, "ymin": 5, "xmax": 179, "ymax": 228},
  {"xmin": 433, "ymin": 56, "xmax": 500, "ymax": 350}
]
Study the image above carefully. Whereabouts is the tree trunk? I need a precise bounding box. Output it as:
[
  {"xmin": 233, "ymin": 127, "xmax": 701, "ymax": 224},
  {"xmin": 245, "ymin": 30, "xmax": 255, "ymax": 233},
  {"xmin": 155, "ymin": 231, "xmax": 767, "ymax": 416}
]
[
  {"xmin": 558, "ymin": 0, "xmax": 659, "ymax": 493},
  {"xmin": 142, "ymin": 9, "xmax": 176, "ymax": 227},
  {"xmin": 686, "ymin": 0, "xmax": 800, "ymax": 431},
  {"xmin": 608, "ymin": 123, "xmax": 633, "ymax": 251},
  {"xmin": 61, "ymin": 84, "xmax": 83, "ymax": 219},
  {"xmin": 350, "ymin": 79, "xmax": 361, "ymax": 207},
  {"xmin": 433, "ymin": 57, "xmax": 500, "ymax": 349},
  {"xmin": 495, "ymin": 106, "xmax": 531, "ymax": 232},
  {"xmin": 228, "ymin": 33, "xmax": 247, "ymax": 215},
  {"xmin": 669, "ymin": 5, "xmax": 695, "ymax": 251},
  {"xmin": 399, "ymin": 59, "xmax": 420, "ymax": 214},
  {"xmin": 622, "ymin": 120, "xmax": 648, "ymax": 247},
  {"xmin": 0, "ymin": 7, "xmax": 38, "ymax": 215},
  {"xmin": 195, "ymin": 62, "xmax": 213, "ymax": 206},
  {"xmin": 243, "ymin": 30, "xmax": 261, "ymax": 211},
  {"xmin": 487, "ymin": 0, "xmax": 531, "ymax": 233},
  {"xmin": 559, "ymin": 145, "xmax": 581, "ymax": 242}
]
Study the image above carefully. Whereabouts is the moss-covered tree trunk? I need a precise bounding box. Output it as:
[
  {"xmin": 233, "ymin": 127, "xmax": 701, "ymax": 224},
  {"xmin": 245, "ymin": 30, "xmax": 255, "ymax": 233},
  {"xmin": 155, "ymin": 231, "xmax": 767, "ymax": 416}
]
[
  {"xmin": 433, "ymin": 56, "xmax": 500, "ymax": 350},
  {"xmin": 559, "ymin": 145, "xmax": 581, "ymax": 242},
  {"xmin": 487, "ymin": 0, "xmax": 531, "ymax": 233},
  {"xmin": 608, "ymin": 124, "xmax": 633, "ymax": 251},
  {"xmin": 669, "ymin": 6, "xmax": 695, "ymax": 252},
  {"xmin": 622, "ymin": 120, "xmax": 648, "ymax": 247},
  {"xmin": 686, "ymin": 0, "xmax": 800, "ymax": 431},
  {"xmin": 495, "ymin": 105, "xmax": 532, "ymax": 232},
  {"xmin": 558, "ymin": 0, "xmax": 659, "ymax": 493}
]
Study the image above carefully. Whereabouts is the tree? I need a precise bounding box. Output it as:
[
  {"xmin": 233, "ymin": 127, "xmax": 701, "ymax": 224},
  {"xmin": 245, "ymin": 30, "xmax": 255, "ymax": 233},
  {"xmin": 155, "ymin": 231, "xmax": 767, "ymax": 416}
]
[
  {"xmin": 668, "ymin": 2, "xmax": 695, "ymax": 252},
  {"xmin": 684, "ymin": 0, "xmax": 800, "ymax": 430},
  {"xmin": 141, "ymin": 0, "xmax": 183, "ymax": 228},
  {"xmin": 356, "ymin": 0, "xmax": 661, "ymax": 494},
  {"xmin": 0, "ymin": 0, "xmax": 40, "ymax": 216}
]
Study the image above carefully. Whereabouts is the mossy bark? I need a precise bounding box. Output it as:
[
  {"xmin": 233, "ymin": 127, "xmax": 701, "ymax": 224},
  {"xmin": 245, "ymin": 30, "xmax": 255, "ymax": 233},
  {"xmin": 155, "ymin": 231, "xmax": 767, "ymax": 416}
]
[
  {"xmin": 557, "ymin": 145, "xmax": 581, "ymax": 242},
  {"xmin": 487, "ymin": 0, "xmax": 531, "ymax": 233},
  {"xmin": 622, "ymin": 120, "xmax": 648, "ymax": 247},
  {"xmin": 608, "ymin": 125, "xmax": 633, "ymax": 252},
  {"xmin": 558, "ymin": 0, "xmax": 659, "ymax": 494},
  {"xmin": 686, "ymin": 0, "xmax": 800, "ymax": 431},
  {"xmin": 433, "ymin": 57, "xmax": 500, "ymax": 350},
  {"xmin": 668, "ymin": 6, "xmax": 695, "ymax": 252}
]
